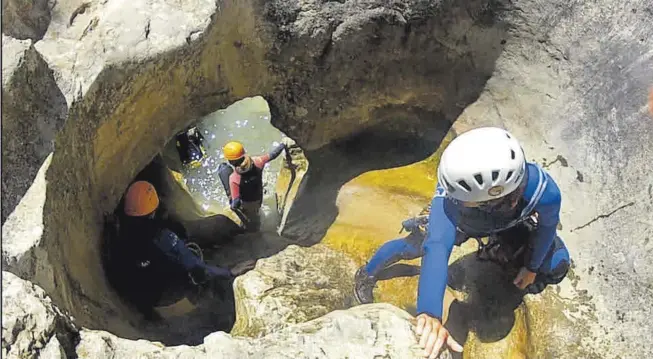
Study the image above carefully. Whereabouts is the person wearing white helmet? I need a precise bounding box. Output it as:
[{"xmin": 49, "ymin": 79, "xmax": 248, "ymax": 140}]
[{"xmin": 353, "ymin": 127, "xmax": 570, "ymax": 358}]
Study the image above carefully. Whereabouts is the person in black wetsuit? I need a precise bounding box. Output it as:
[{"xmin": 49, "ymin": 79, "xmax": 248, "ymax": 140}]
[
  {"xmin": 176, "ymin": 126, "xmax": 206, "ymax": 169},
  {"xmin": 105, "ymin": 181, "xmax": 249, "ymax": 319}
]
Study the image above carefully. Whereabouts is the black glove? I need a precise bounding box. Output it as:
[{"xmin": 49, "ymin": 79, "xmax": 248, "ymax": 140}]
[
  {"xmin": 231, "ymin": 198, "xmax": 242, "ymax": 211},
  {"xmin": 401, "ymin": 216, "xmax": 428, "ymax": 233},
  {"xmin": 189, "ymin": 266, "xmax": 210, "ymax": 285},
  {"xmin": 189, "ymin": 265, "xmax": 233, "ymax": 285},
  {"xmin": 206, "ymin": 265, "xmax": 233, "ymax": 278},
  {"xmin": 269, "ymin": 142, "xmax": 286, "ymax": 160}
]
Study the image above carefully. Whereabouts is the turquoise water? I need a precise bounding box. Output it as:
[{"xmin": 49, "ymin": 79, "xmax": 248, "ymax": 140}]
[{"xmin": 163, "ymin": 96, "xmax": 286, "ymax": 229}]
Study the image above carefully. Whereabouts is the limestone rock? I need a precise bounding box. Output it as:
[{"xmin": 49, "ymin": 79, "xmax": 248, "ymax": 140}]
[
  {"xmin": 1, "ymin": 0, "xmax": 652, "ymax": 357},
  {"xmin": 242, "ymin": 304, "xmax": 425, "ymax": 359},
  {"xmin": 35, "ymin": 0, "xmax": 217, "ymax": 107},
  {"xmin": 1, "ymin": 271, "xmax": 77, "ymax": 359},
  {"xmin": 1, "ymin": 0, "xmax": 52, "ymax": 40},
  {"xmin": 275, "ymin": 142, "xmax": 309, "ymax": 236},
  {"xmin": 451, "ymin": 0, "xmax": 653, "ymax": 357},
  {"xmin": 1, "ymin": 153, "xmax": 55, "ymax": 295},
  {"xmin": 4, "ymin": 269, "xmax": 424, "ymax": 358},
  {"xmin": 1, "ymin": 35, "xmax": 67, "ymax": 223},
  {"xmin": 38, "ymin": 336, "xmax": 67, "ymax": 359},
  {"xmin": 232, "ymin": 244, "xmax": 357, "ymax": 337},
  {"xmin": 11, "ymin": 0, "xmax": 510, "ymax": 337},
  {"xmin": 76, "ymin": 304, "xmax": 424, "ymax": 359},
  {"xmin": 75, "ymin": 330, "xmax": 200, "ymax": 359}
]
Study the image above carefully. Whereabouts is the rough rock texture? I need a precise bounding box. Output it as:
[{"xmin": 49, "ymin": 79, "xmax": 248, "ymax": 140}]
[
  {"xmin": 75, "ymin": 303, "xmax": 426, "ymax": 359},
  {"xmin": 1, "ymin": 154, "xmax": 54, "ymax": 294},
  {"xmin": 450, "ymin": 1, "xmax": 653, "ymax": 357},
  {"xmin": 275, "ymin": 141, "xmax": 309, "ymax": 236},
  {"xmin": 1, "ymin": 0, "xmax": 52, "ymax": 40},
  {"xmin": 1, "ymin": 0, "xmax": 652, "ymax": 357},
  {"xmin": 1, "ymin": 272, "xmax": 78, "ymax": 359},
  {"xmin": 1, "ymin": 35, "xmax": 67, "ymax": 223},
  {"xmin": 2, "ymin": 0, "xmax": 507, "ymax": 338},
  {"xmin": 3, "ymin": 269, "xmax": 425, "ymax": 359},
  {"xmin": 231, "ymin": 244, "xmax": 357, "ymax": 337}
]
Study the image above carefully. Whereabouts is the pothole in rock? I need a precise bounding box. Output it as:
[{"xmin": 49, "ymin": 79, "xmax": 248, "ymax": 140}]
[
  {"xmin": 160, "ymin": 96, "xmax": 285, "ymax": 226},
  {"xmin": 2, "ymin": 0, "xmax": 526, "ymax": 351},
  {"xmin": 101, "ymin": 97, "xmax": 302, "ymax": 345}
]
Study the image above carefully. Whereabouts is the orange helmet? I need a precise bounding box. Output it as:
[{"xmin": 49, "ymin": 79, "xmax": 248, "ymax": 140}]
[
  {"xmin": 124, "ymin": 181, "xmax": 160, "ymax": 217},
  {"xmin": 223, "ymin": 141, "xmax": 246, "ymax": 161}
]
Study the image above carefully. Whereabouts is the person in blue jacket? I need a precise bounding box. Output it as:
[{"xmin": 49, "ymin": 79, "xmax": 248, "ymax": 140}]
[{"xmin": 354, "ymin": 127, "xmax": 571, "ymax": 358}]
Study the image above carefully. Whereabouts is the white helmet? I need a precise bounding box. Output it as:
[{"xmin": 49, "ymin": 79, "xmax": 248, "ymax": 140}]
[{"xmin": 437, "ymin": 127, "xmax": 526, "ymax": 203}]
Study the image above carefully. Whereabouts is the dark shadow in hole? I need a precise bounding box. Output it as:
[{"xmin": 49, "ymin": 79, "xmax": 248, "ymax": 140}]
[
  {"xmin": 445, "ymin": 252, "xmax": 524, "ymax": 358},
  {"xmin": 101, "ymin": 157, "xmax": 246, "ymax": 346},
  {"xmin": 376, "ymin": 263, "xmax": 421, "ymax": 281},
  {"xmin": 266, "ymin": 0, "xmax": 511, "ymax": 247}
]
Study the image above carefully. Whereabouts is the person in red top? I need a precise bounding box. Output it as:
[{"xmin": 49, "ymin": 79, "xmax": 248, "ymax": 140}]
[{"xmin": 221, "ymin": 139, "xmax": 290, "ymax": 231}]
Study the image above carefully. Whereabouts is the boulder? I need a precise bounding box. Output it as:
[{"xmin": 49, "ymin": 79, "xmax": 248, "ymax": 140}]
[
  {"xmin": 75, "ymin": 304, "xmax": 425, "ymax": 359},
  {"xmin": 3, "ymin": 270, "xmax": 426, "ymax": 359},
  {"xmin": 1, "ymin": 272, "xmax": 77, "ymax": 359},
  {"xmin": 231, "ymin": 244, "xmax": 357, "ymax": 337},
  {"xmin": 1, "ymin": 0, "xmax": 52, "ymax": 40},
  {"xmin": 1, "ymin": 35, "xmax": 67, "ymax": 223},
  {"xmin": 1, "ymin": 154, "xmax": 54, "ymax": 293}
]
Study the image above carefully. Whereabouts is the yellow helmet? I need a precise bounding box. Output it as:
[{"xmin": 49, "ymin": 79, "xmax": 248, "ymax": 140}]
[{"xmin": 223, "ymin": 141, "xmax": 245, "ymax": 161}]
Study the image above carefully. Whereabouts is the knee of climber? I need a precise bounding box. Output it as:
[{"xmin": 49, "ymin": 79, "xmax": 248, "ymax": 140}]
[
  {"xmin": 538, "ymin": 236, "xmax": 570, "ymax": 279},
  {"xmin": 364, "ymin": 236, "xmax": 424, "ymax": 276}
]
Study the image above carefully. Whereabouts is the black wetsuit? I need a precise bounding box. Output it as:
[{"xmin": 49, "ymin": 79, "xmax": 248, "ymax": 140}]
[
  {"xmin": 104, "ymin": 213, "xmax": 231, "ymax": 318},
  {"xmin": 176, "ymin": 128, "xmax": 205, "ymax": 165}
]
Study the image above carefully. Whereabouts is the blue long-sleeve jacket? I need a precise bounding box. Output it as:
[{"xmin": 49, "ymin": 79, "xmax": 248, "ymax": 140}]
[
  {"xmin": 153, "ymin": 228, "xmax": 232, "ymax": 278},
  {"xmin": 416, "ymin": 163, "xmax": 561, "ymax": 320}
]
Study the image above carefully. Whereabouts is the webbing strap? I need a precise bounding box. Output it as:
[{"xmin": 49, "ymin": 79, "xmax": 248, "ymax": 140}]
[{"xmin": 493, "ymin": 164, "xmax": 548, "ymax": 233}]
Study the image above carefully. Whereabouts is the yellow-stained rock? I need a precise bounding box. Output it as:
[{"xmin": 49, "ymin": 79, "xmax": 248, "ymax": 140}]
[
  {"xmin": 315, "ymin": 130, "xmax": 577, "ymax": 359},
  {"xmin": 320, "ymin": 132, "xmax": 453, "ymax": 313}
]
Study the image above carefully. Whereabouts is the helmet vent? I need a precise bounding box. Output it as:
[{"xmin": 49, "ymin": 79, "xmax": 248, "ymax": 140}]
[
  {"xmin": 506, "ymin": 170, "xmax": 514, "ymax": 182},
  {"xmin": 510, "ymin": 149, "xmax": 516, "ymax": 160},
  {"xmin": 474, "ymin": 174, "xmax": 484, "ymax": 186},
  {"xmin": 457, "ymin": 180, "xmax": 472, "ymax": 192},
  {"xmin": 506, "ymin": 132, "xmax": 512, "ymax": 139},
  {"xmin": 516, "ymin": 167, "xmax": 525, "ymax": 182},
  {"xmin": 492, "ymin": 170, "xmax": 499, "ymax": 182},
  {"xmin": 443, "ymin": 178, "xmax": 455, "ymax": 193}
]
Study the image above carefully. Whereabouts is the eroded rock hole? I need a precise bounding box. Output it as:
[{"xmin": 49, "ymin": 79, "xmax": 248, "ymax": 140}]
[
  {"xmin": 102, "ymin": 97, "xmax": 302, "ymax": 345},
  {"xmin": 279, "ymin": 110, "xmax": 455, "ymax": 244}
]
